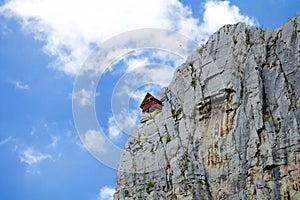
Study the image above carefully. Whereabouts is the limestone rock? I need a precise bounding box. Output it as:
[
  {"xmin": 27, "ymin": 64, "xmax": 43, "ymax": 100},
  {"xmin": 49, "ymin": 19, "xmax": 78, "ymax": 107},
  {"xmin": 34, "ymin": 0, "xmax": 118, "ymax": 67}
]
[{"xmin": 114, "ymin": 16, "xmax": 300, "ymax": 200}]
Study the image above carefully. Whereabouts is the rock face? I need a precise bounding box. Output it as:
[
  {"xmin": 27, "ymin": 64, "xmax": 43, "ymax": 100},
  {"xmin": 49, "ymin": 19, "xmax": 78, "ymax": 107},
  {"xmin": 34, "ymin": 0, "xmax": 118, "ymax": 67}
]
[{"xmin": 114, "ymin": 16, "xmax": 300, "ymax": 200}]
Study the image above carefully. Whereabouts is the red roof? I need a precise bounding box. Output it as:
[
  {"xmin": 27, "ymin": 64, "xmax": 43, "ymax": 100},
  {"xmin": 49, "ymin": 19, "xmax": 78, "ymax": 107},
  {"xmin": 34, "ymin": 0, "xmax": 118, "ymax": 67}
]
[{"xmin": 140, "ymin": 93, "xmax": 162, "ymax": 112}]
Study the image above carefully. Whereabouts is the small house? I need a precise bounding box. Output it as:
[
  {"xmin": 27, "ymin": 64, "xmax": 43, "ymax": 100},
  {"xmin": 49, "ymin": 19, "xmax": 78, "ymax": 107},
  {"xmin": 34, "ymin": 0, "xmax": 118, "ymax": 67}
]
[{"xmin": 140, "ymin": 93, "xmax": 162, "ymax": 113}]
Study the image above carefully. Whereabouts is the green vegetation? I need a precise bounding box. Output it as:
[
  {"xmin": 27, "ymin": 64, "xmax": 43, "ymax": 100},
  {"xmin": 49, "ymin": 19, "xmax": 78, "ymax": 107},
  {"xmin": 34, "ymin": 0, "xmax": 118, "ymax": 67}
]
[
  {"xmin": 171, "ymin": 107, "xmax": 176, "ymax": 115},
  {"xmin": 262, "ymin": 108, "xmax": 271, "ymax": 122},
  {"xmin": 262, "ymin": 107, "xmax": 281, "ymax": 133},
  {"xmin": 191, "ymin": 78, "xmax": 196, "ymax": 89},
  {"xmin": 196, "ymin": 44, "xmax": 205, "ymax": 55},
  {"xmin": 179, "ymin": 177, "xmax": 190, "ymax": 185},
  {"xmin": 146, "ymin": 181, "xmax": 154, "ymax": 190},
  {"xmin": 172, "ymin": 109, "xmax": 182, "ymax": 119},
  {"xmin": 135, "ymin": 140, "xmax": 141, "ymax": 144},
  {"xmin": 164, "ymin": 133, "xmax": 171, "ymax": 143},
  {"xmin": 150, "ymin": 148, "xmax": 155, "ymax": 154}
]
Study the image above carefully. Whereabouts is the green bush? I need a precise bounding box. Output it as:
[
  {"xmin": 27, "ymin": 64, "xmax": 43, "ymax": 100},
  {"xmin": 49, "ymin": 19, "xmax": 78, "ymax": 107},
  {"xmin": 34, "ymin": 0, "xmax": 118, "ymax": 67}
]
[
  {"xmin": 164, "ymin": 133, "xmax": 171, "ymax": 143},
  {"xmin": 146, "ymin": 181, "xmax": 154, "ymax": 189},
  {"xmin": 196, "ymin": 44, "xmax": 205, "ymax": 55}
]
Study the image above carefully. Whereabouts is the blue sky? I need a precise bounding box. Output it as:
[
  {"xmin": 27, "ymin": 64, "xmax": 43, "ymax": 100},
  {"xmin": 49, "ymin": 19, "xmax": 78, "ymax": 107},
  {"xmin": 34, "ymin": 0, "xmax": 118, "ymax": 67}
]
[{"xmin": 0, "ymin": 0, "xmax": 299, "ymax": 199}]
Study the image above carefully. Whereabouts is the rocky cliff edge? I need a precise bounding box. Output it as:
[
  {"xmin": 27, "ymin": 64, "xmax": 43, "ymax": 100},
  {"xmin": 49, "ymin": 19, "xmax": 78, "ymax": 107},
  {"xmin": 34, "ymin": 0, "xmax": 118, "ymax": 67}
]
[{"xmin": 114, "ymin": 16, "xmax": 300, "ymax": 200}]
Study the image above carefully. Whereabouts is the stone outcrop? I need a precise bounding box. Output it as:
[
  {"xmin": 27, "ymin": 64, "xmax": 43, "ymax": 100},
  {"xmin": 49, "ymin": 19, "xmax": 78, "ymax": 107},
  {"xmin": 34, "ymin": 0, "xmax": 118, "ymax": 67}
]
[{"xmin": 114, "ymin": 16, "xmax": 300, "ymax": 199}]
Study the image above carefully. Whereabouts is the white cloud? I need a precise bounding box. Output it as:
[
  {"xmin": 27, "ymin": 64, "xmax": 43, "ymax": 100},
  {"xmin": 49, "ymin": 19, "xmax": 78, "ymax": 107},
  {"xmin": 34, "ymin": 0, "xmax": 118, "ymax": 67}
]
[
  {"xmin": 0, "ymin": 0, "xmax": 200, "ymax": 75},
  {"xmin": 72, "ymin": 89, "xmax": 94, "ymax": 106},
  {"xmin": 50, "ymin": 135, "xmax": 58, "ymax": 148},
  {"xmin": 108, "ymin": 117, "xmax": 122, "ymax": 139},
  {"xmin": 25, "ymin": 169, "xmax": 41, "ymax": 175},
  {"xmin": 0, "ymin": 21, "xmax": 12, "ymax": 36},
  {"xmin": 108, "ymin": 108, "xmax": 140, "ymax": 137},
  {"xmin": 126, "ymin": 57, "xmax": 149, "ymax": 72},
  {"xmin": 0, "ymin": 137, "xmax": 12, "ymax": 145},
  {"xmin": 200, "ymin": 1, "xmax": 257, "ymax": 38},
  {"xmin": 29, "ymin": 127, "xmax": 36, "ymax": 136},
  {"xmin": 114, "ymin": 65, "xmax": 173, "ymax": 99},
  {"xmin": 97, "ymin": 186, "xmax": 115, "ymax": 200},
  {"xmin": 0, "ymin": 0, "xmax": 257, "ymax": 75},
  {"xmin": 130, "ymin": 84, "xmax": 163, "ymax": 104},
  {"xmin": 130, "ymin": 89, "xmax": 150, "ymax": 104},
  {"xmin": 82, "ymin": 130, "xmax": 107, "ymax": 154},
  {"xmin": 122, "ymin": 52, "xmax": 179, "ymax": 86},
  {"xmin": 150, "ymin": 51, "xmax": 185, "ymax": 67},
  {"xmin": 19, "ymin": 148, "xmax": 52, "ymax": 165},
  {"xmin": 14, "ymin": 81, "xmax": 29, "ymax": 90}
]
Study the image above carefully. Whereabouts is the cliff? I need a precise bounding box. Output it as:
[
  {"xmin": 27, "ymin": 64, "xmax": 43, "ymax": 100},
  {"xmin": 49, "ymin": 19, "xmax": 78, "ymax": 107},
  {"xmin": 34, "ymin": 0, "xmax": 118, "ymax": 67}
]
[{"xmin": 114, "ymin": 16, "xmax": 300, "ymax": 199}]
